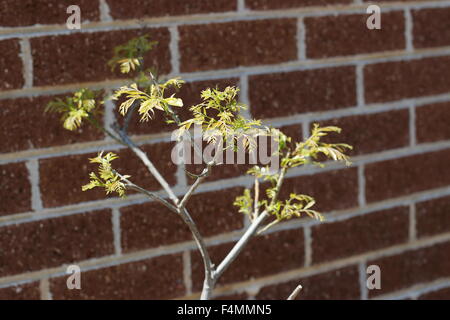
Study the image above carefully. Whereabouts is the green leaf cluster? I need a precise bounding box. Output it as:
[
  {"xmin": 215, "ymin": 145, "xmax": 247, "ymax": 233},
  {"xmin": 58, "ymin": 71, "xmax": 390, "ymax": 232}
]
[
  {"xmin": 108, "ymin": 34, "xmax": 157, "ymax": 74},
  {"xmin": 234, "ymin": 124, "xmax": 353, "ymax": 231},
  {"xmin": 233, "ymin": 189, "xmax": 253, "ymax": 217},
  {"xmin": 178, "ymin": 86, "xmax": 267, "ymax": 150},
  {"xmin": 82, "ymin": 152, "xmax": 129, "ymax": 198},
  {"xmin": 112, "ymin": 78, "xmax": 185, "ymax": 121},
  {"xmin": 281, "ymin": 124, "xmax": 352, "ymax": 168},
  {"xmin": 45, "ymin": 88, "xmax": 98, "ymax": 131}
]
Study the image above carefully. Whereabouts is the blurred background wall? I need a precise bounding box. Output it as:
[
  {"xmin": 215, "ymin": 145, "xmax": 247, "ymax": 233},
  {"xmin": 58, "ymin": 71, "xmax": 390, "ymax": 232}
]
[{"xmin": 0, "ymin": 0, "xmax": 449, "ymax": 300}]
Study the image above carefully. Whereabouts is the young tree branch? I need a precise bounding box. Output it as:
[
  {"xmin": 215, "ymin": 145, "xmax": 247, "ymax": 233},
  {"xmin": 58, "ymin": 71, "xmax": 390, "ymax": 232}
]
[
  {"xmin": 214, "ymin": 209, "xmax": 269, "ymax": 280},
  {"xmin": 114, "ymin": 127, "xmax": 179, "ymax": 205},
  {"xmin": 178, "ymin": 163, "xmax": 212, "ymax": 209},
  {"xmin": 178, "ymin": 207, "xmax": 214, "ymax": 300},
  {"xmin": 214, "ymin": 166, "xmax": 288, "ymax": 281},
  {"xmin": 113, "ymin": 118, "xmax": 214, "ymax": 300},
  {"xmin": 120, "ymin": 169, "xmax": 214, "ymax": 300}
]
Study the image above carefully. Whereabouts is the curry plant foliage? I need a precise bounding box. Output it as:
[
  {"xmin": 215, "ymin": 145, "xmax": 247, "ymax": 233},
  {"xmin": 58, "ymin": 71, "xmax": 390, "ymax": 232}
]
[
  {"xmin": 82, "ymin": 152, "xmax": 129, "ymax": 198},
  {"xmin": 112, "ymin": 78, "xmax": 184, "ymax": 121},
  {"xmin": 46, "ymin": 35, "xmax": 353, "ymax": 300},
  {"xmin": 108, "ymin": 34, "xmax": 157, "ymax": 74},
  {"xmin": 45, "ymin": 88, "xmax": 99, "ymax": 131}
]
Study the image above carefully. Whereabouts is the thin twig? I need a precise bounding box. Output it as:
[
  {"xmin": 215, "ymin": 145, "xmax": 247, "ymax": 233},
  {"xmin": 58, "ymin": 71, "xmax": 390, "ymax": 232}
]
[
  {"xmin": 287, "ymin": 284, "xmax": 303, "ymax": 300},
  {"xmin": 91, "ymin": 65, "xmax": 214, "ymax": 299},
  {"xmin": 178, "ymin": 163, "xmax": 212, "ymax": 209},
  {"xmin": 122, "ymin": 180, "xmax": 178, "ymax": 214},
  {"xmin": 178, "ymin": 207, "xmax": 214, "ymax": 300},
  {"xmin": 120, "ymin": 168, "xmax": 214, "ymax": 300},
  {"xmin": 214, "ymin": 166, "xmax": 288, "ymax": 280},
  {"xmin": 253, "ymin": 177, "xmax": 260, "ymax": 221},
  {"xmin": 115, "ymin": 128, "xmax": 179, "ymax": 205},
  {"xmin": 122, "ymin": 102, "xmax": 137, "ymax": 135},
  {"xmin": 148, "ymin": 71, "xmax": 204, "ymax": 160},
  {"xmin": 214, "ymin": 210, "xmax": 268, "ymax": 280}
]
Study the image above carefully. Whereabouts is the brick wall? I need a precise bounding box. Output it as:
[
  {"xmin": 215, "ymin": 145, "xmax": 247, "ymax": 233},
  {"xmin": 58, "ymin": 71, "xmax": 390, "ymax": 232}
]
[{"xmin": 0, "ymin": 0, "xmax": 449, "ymax": 300}]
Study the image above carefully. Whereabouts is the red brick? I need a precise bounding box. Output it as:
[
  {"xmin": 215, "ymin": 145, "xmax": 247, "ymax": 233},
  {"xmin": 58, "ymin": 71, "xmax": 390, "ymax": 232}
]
[
  {"xmin": 119, "ymin": 78, "xmax": 238, "ymax": 136},
  {"xmin": 179, "ymin": 19, "xmax": 297, "ymax": 72},
  {"xmin": 305, "ymin": 12, "xmax": 405, "ymax": 59},
  {"xmin": 365, "ymin": 149, "xmax": 450, "ymax": 203},
  {"xmin": 0, "ymin": 282, "xmax": 40, "ymax": 300},
  {"xmin": 31, "ymin": 28, "xmax": 170, "ymax": 86},
  {"xmin": 50, "ymin": 254, "xmax": 184, "ymax": 299},
  {"xmin": 319, "ymin": 109, "xmax": 409, "ymax": 156},
  {"xmin": 107, "ymin": 0, "xmax": 236, "ymax": 19},
  {"xmin": 192, "ymin": 229, "xmax": 305, "ymax": 291},
  {"xmin": 312, "ymin": 206, "xmax": 409, "ymax": 264},
  {"xmin": 121, "ymin": 201, "xmax": 190, "ymax": 252},
  {"xmin": 0, "ymin": 39, "xmax": 23, "ymax": 90},
  {"xmin": 419, "ymin": 287, "xmax": 450, "ymax": 300},
  {"xmin": 120, "ymin": 188, "xmax": 244, "ymax": 252},
  {"xmin": 256, "ymin": 266, "xmax": 360, "ymax": 300},
  {"xmin": 416, "ymin": 102, "xmax": 450, "ymax": 144},
  {"xmin": 39, "ymin": 142, "xmax": 177, "ymax": 207},
  {"xmin": 246, "ymin": 0, "xmax": 351, "ymax": 10},
  {"xmin": 364, "ymin": 56, "xmax": 450, "ymax": 103},
  {"xmin": 368, "ymin": 241, "xmax": 450, "ymax": 297},
  {"xmin": 185, "ymin": 162, "xmax": 250, "ymax": 185},
  {"xmin": 0, "ymin": 209, "xmax": 114, "ymax": 277},
  {"xmin": 413, "ymin": 8, "xmax": 450, "ymax": 49},
  {"xmin": 0, "ymin": 95, "xmax": 104, "ymax": 153},
  {"xmin": 0, "ymin": 162, "xmax": 31, "ymax": 216},
  {"xmin": 250, "ymin": 67, "xmax": 356, "ymax": 118},
  {"xmin": 416, "ymin": 195, "xmax": 450, "ymax": 238},
  {"xmin": 280, "ymin": 168, "xmax": 359, "ymax": 212},
  {"xmin": 0, "ymin": 0, "xmax": 99, "ymax": 27}
]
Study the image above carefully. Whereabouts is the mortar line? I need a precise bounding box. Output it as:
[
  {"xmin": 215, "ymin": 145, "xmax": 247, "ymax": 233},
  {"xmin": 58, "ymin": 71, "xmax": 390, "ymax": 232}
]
[
  {"xmin": 297, "ymin": 17, "xmax": 306, "ymax": 60},
  {"xmin": 103, "ymin": 89, "xmax": 117, "ymax": 143},
  {"xmin": 409, "ymin": 105, "xmax": 417, "ymax": 146},
  {"xmin": 358, "ymin": 164, "xmax": 366, "ymax": 207},
  {"xmin": 2, "ymin": 142, "xmax": 450, "ymax": 227},
  {"xmin": 356, "ymin": 62, "xmax": 366, "ymax": 107},
  {"xmin": 3, "ymin": 45, "xmax": 450, "ymax": 101},
  {"xmin": 25, "ymin": 159, "xmax": 43, "ymax": 211},
  {"xmin": 359, "ymin": 261, "xmax": 368, "ymax": 300},
  {"xmin": 182, "ymin": 251, "xmax": 193, "ymax": 295},
  {"xmin": 2, "ymin": 222, "xmax": 450, "ymax": 288},
  {"xmin": 169, "ymin": 26, "xmax": 180, "ymax": 74},
  {"xmin": 112, "ymin": 208, "xmax": 122, "ymax": 255},
  {"xmin": 1, "ymin": 92, "xmax": 441, "ymax": 166},
  {"xmin": 303, "ymin": 226, "xmax": 312, "ymax": 267},
  {"xmin": 237, "ymin": 0, "xmax": 246, "ymax": 12},
  {"xmin": 239, "ymin": 73, "xmax": 251, "ymax": 119},
  {"xmin": 1, "ymin": 0, "xmax": 449, "ymax": 40},
  {"xmin": 19, "ymin": 38, "xmax": 33, "ymax": 88},
  {"xmin": 99, "ymin": 0, "xmax": 113, "ymax": 22},
  {"xmin": 39, "ymin": 278, "xmax": 51, "ymax": 300},
  {"xmin": 374, "ymin": 277, "xmax": 450, "ymax": 300},
  {"xmin": 409, "ymin": 203, "xmax": 417, "ymax": 242},
  {"xmin": 182, "ymin": 231, "xmax": 450, "ymax": 299},
  {"xmin": 404, "ymin": 8, "xmax": 414, "ymax": 52}
]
